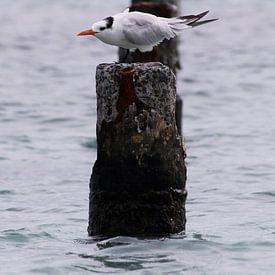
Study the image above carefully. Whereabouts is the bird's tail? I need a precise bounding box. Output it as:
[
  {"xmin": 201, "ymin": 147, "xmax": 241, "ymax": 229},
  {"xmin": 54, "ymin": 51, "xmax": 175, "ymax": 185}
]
[
  {"xmin": 178, "ymin": 10, "xmax": 218, "ymax": 27},
  {"xmin": 165, "ymin": 10, "xmax": 218, "ymax": 34}
]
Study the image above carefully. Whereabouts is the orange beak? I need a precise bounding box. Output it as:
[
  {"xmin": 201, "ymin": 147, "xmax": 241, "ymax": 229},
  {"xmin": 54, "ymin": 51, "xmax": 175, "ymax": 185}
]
[{"xmin": 77, "ymin": 29, "xmax": 97, "ymax": 36}]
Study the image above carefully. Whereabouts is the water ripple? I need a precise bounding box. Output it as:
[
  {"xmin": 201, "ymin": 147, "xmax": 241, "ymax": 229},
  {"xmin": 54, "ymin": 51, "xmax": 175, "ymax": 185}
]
[
  {"xmin": 81, "ymin": 138, "xmax": 97, "ymax": 149},
  {"xmin": 252, "ymin": 191, "xmax": 275, "ymax": 198},
  {"xmin": 0, "ymin": 190, "xmax": 15, "ymax": 195},
  {"xmin": 0, "ymin": 229, "xmax": 54, "ymax": 243}
]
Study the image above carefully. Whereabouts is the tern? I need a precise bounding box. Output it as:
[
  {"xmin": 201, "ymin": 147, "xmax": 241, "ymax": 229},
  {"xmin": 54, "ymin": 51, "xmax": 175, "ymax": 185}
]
[{"xmin": 78, "ymin": 9, "xmax": 217, "ymax": 53}]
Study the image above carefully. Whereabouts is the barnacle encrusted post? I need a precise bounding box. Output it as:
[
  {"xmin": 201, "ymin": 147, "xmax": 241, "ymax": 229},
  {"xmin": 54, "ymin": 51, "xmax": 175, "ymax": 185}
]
[{"xmin": 88, "ymin": 62, "xmax": 187, "ymax": 236}]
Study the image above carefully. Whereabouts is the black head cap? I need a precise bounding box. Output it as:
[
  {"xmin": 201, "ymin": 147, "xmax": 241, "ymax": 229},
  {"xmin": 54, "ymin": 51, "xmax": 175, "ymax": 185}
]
[{"xmin": 104, "ymin": 16, "xmax": 114, "ymax": 29}]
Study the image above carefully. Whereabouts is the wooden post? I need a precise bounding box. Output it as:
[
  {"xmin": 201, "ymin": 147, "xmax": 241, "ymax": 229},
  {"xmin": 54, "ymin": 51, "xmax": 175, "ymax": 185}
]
[
  {"xmin": 88, "ymin": 63, "xmax": 187, "ymax": 236},
  {"xmin": 118, "ymin": 0, "xmax": 183, "ymax": 133}
]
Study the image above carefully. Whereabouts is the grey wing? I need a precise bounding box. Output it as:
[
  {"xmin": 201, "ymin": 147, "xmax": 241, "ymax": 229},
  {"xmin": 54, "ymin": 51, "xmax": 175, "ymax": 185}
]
[{"xmin": 122, "ymin": 14, "xmax": 175, "ymax": 46}]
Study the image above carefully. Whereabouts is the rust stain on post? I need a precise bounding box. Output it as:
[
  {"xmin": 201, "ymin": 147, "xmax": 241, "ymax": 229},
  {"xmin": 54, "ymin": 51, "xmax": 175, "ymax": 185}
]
[
  {"xmin": 116, "ymin": 67, "xmax": 150, "ymax": 122},
  {"xmin": 116, "ymin": 68, "xmax": 137, "ymax": 115}
]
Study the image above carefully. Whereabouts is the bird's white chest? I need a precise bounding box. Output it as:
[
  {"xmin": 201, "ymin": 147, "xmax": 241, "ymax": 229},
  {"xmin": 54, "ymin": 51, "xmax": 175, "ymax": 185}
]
[{"xmin": 96, "ymin": 29, "xmax": 124, "ymax": 45}]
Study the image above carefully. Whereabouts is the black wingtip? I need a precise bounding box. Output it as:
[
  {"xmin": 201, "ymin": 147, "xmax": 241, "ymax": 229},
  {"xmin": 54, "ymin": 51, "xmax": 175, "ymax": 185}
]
[
  {"xmin": 178, "ymin": 10, "xmax": 210, "ymax": 23},
  {"xmin": 194, "ymin": 11, "xmax": 211, "ymax": 22},
  {"xmin": 197, "ymin": 10, "xmax": 209, "ymax": 18}
]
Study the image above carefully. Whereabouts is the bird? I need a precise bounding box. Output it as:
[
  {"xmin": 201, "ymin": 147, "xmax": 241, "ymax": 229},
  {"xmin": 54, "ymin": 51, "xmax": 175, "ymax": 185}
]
[{"xmin": 77, "ymin": 9, "xmax": 218, "ymax": 54}]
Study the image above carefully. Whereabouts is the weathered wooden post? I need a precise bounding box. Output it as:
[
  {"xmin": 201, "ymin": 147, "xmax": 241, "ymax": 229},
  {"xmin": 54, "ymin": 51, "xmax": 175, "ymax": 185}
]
[
  {"xmin": 118, "ymin": 0, "xmax": 183, "ymax": 133},
  {"xmin": 88, "ymin": 62, "xmax": 187, "ymax": 236}
]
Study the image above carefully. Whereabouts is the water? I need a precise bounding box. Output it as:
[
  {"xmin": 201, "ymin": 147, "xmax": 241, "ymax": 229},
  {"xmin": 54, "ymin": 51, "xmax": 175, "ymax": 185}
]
[{"xmin": 1, "ymin": 0, "xmax": 275, "ymax": 274}]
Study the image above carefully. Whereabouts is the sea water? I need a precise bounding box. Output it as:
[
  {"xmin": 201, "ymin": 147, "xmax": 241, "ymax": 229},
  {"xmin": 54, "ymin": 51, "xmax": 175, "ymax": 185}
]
[{"xmin": 1, "ymin": 0, "xmax": 275, "ymax": 274}]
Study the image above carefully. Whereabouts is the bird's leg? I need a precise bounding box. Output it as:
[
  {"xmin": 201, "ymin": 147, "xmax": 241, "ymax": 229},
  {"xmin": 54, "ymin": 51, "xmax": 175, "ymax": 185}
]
[{"xmin": 122, "ymin": 49, "xmax": 130, "ymax": 63}]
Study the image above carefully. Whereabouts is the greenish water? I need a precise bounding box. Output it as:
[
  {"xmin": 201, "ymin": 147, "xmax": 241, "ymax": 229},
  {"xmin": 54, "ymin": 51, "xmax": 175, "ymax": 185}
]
[{"xmin": 1, "ymin": 0, "xmax": 275, "ymax": 274}]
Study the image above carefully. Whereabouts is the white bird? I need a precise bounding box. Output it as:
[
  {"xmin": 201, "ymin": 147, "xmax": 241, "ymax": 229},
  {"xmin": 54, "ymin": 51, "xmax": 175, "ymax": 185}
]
[{"xmin": 77, "ymin": 9, "xmax": 217, "ymax": 53}]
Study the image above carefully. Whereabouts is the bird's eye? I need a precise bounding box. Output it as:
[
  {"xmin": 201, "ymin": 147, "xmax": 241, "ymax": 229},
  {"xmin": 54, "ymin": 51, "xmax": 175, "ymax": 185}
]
[{"xmin": 99, "ymin": 27, "xmax": 106, "ymax": 31}]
